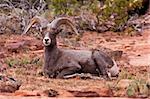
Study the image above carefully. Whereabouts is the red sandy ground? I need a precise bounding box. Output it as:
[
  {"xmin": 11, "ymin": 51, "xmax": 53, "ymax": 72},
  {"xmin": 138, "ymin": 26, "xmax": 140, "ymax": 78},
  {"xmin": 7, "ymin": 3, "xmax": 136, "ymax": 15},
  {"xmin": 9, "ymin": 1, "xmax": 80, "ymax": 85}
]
[{"xmin": 0, "ymin": 29, "xmax": 149, "ymax": 98}]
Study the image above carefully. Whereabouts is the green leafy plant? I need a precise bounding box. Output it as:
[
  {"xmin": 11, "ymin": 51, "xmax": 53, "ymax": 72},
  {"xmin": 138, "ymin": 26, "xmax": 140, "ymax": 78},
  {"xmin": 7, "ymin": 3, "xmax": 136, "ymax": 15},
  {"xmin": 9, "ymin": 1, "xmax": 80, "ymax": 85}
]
[
  {"xmin": 46, "ymin": 0, "xmax": 101, "ymax": 16},
  {"xmin": 46, "ymin": 0, "xmax": 78, "ymax": 15},
  {"xmin": 45, "ymin": 0, "xmax": 143, "ymax": 32},
  {"xmin": 94, "ymin": 0, "xmax": 143, "ymax": 31}
]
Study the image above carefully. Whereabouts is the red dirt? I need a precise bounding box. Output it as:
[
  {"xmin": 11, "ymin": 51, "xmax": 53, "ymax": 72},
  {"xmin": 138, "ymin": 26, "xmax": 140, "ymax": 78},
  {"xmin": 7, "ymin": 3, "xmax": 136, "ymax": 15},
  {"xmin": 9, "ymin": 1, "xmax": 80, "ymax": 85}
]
[{"xmin": 0, "ymin": 30, "xmax": 149, "ymax": 98}]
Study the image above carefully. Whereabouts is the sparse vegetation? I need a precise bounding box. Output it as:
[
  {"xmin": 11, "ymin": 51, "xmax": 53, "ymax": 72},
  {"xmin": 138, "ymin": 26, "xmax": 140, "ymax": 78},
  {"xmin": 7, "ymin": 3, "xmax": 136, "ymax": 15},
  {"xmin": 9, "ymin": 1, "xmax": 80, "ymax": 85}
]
[
  {"xmin": 5, "ymin": 57, "xmax": 30, "ymax": 67},
  {"xmin": 95, "ymin": 0, "xmax": 143, "ymax": 31},
  {"xmin": 126, "ymin": 79, "xmax": 149, "ymax": 97},
  {"xmin": 5, "ymin": 56, "xmax": 43, "ymax": 67},
  {"xmin": 119, "ymin": 69, "xmax": 136, "ymax": 80},
  {"xmin": 0, "ymin": 0, "xmax": 149, "ymax": 35},
  {"xmin": 31, "ymin": 57, "xmax": 43, "ymax": 67},
  {"xmin": 0, "ymin": 0, "xmax": 149, "ymax": 98},
  {"xmin": 45, "ymin": 0, "xmax": 144, "ymax": 32},
  {"xmin": 47, "ymin": 0, "xmax": 78, "ymax": 15}
]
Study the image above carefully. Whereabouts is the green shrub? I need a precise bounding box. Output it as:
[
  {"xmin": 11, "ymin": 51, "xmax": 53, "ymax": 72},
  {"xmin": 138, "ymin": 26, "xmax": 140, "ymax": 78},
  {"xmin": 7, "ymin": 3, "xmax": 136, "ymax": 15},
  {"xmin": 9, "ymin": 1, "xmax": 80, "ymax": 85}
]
[
  {"xmin": 46, "ymin": 0, "xmax": 78, "ymax": 15},
  {"xmin": 45, "ymin": 0, "xmax": 102, "ymax": 16},
  {"xmin": 94, "ymin": 0, "xmax": 143, "ymax": 31},
  {"xmin": 46, "ymin": 0, "xmax": 143, "ymax": 31}
]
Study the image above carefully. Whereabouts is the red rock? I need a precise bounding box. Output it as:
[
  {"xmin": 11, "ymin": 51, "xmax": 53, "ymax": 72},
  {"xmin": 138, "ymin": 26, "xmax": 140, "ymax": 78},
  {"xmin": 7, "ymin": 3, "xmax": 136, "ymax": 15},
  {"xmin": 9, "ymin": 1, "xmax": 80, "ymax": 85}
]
[
  {"xmin": 5, "ymin": 41, "xmax": 26, "ymax": 52},
  {"xmin": 42, "ymin": 89, "xmax": 59, "ymax": 97},
  {"xmin": 0, "ymin": 75, "xmax": 21, "ymax": 93},
  {"xmin": 68, "ymin": 90, "xmax": 100, "ymax": 97},
  {"xmin": 13, "ymin": 91, "xmax": 40, "ymax": 96},
  {"xmin": 129, "ymin": 54, "xmax": 150, "ymax": 66}
]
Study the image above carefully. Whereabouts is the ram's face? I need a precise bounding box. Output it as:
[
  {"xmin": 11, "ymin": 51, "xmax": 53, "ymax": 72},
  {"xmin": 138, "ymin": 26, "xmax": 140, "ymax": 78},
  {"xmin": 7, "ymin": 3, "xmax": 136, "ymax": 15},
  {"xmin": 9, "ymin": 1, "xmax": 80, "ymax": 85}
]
[
  {"xmin": 43, "ymin": 31, "xmax": 57, "ymax": 47},
  {"xmin": 43, "ymin": 29, "xmax": 62, "ymax": 46}
]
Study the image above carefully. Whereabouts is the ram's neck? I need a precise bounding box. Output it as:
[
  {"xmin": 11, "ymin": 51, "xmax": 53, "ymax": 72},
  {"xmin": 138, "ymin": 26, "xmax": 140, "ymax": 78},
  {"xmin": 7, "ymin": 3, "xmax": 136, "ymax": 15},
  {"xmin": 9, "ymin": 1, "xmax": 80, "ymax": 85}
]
[{"xmin": 44, "ymin": 46, "xmax": 61, "ymax": 66}]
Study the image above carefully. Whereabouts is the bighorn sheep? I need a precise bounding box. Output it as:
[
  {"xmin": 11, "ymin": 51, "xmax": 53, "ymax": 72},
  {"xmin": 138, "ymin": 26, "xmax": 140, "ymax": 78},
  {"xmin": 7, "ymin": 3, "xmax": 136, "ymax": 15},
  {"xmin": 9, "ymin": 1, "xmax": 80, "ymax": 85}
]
[{"xmin": 23, "ymin": 16, "xmax": 120, "ymax": 79}]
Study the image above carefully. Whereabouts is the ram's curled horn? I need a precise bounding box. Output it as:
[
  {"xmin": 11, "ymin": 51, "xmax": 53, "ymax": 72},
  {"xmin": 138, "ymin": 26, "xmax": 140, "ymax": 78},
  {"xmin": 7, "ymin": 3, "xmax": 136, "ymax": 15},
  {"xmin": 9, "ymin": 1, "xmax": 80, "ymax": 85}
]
[
  {"xmin": 22, "ymin": 16, "xmax": 48, "ymax": 35},
  {"xmin": 47, "ymin": 17, "xmax": 79, "ymax": 35}
]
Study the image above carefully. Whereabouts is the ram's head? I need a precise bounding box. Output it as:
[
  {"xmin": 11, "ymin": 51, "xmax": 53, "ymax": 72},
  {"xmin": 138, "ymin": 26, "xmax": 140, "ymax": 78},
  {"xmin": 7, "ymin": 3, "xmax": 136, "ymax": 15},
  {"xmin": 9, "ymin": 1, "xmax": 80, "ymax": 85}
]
[
  {"xmin": 22, "ymin": 16, "xmax": 79, "ymax": 47},
  {"xmin": 43, "ymin": 17, "xmax": 79, "ymax": 47}
]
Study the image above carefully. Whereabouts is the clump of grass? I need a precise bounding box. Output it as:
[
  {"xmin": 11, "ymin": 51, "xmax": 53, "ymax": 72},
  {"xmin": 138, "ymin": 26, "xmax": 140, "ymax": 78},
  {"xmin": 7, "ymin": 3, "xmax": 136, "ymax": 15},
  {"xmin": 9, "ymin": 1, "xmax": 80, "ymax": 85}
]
[
  {"xmin": 5, "ymin": 57, "xmax": 30, "ymax": 67},
  {"xmin": 5, "ymin": 58, "xmax": 19, "ymax": 67},
  {"xmin": 108, "ymin": 67, "xmax": 149, "ymax": 97},
  {"xmin": 5, "ymin": 55, "xmax": 43, "ymax": 68},
  {"xmin": 30, "ymin": 57, "xmax": 43, "ymax": 67},
  {"xmin": 118, "ymin": 69, "xmax": 136, "ymax": 80},
  {"xmin": 111, "ymin": 68, "xmax": 149, "ymax": 97},
  {"xmin": 126, "ymin": 79, "xmax": 149, "ymax": 98}
]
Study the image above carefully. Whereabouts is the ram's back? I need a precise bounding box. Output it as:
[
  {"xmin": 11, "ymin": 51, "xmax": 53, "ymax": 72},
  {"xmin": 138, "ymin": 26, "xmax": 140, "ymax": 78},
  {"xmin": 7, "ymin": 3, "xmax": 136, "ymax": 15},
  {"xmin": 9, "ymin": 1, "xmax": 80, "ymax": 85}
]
[{"xmin": 62, "ymin": 49, "xmax": 92, "ymax": 61}]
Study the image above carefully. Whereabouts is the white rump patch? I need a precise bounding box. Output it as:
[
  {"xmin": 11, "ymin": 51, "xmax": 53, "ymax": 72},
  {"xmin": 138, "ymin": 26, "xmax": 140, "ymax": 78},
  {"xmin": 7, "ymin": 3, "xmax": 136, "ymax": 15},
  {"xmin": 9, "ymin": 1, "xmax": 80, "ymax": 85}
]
[{"xmin": 108, "ymin": 60, "xmax": 120, "ymax": 77}]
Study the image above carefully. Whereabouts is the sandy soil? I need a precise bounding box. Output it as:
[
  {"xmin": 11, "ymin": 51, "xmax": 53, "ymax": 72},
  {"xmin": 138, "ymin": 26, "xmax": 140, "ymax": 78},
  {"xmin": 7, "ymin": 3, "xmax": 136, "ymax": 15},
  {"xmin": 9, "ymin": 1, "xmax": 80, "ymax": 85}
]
[{"xmin": 0, "ymin": 29, "xmax": 149, "ymax": 98}]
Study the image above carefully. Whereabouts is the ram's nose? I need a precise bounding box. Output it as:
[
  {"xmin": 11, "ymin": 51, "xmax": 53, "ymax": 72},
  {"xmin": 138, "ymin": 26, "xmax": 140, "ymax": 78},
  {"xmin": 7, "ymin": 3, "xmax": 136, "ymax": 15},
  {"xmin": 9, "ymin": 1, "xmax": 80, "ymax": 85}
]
[
  {"xmin": 43, "ymin": 37, "xmax": 51, "ymax": 46},
  {"xmin": 45, "ymin": 38, "xmax": 49, "ymax": 43}
]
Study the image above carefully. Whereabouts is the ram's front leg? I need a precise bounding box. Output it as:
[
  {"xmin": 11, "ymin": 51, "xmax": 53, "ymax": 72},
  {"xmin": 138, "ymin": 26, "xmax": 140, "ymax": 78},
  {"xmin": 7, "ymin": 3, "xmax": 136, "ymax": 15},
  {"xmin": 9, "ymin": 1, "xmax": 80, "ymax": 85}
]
[{"xmin": 56, "ymin": 65, "xmax": 81, "ymax": 79}]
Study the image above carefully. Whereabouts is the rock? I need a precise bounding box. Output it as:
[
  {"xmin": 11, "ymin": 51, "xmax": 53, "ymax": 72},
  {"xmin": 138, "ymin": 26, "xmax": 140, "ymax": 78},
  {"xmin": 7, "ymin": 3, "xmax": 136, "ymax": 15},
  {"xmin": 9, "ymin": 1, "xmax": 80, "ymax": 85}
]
[
  {"xmin": 13, "ymin": 89, "xmax": 59, "ymax": 97},
  {"xmin": 42, "ymin": 89, "xmax": 59, "ymax": 97},
  {"xmin": 13, "ymin": 91, "xmax": 40, "ymax": 96},
  {"xmin": 5, "ymin": 41, "xmax": 26, "ymax": 53},
  {"xmin": 68, "ymin": 87, "xmax": 113, "ymax": 97},
  {"xmin": 20, "ymin": 39, "xmax": 43, "ymax": 51},
  {"xmin": 0, "ymin": 75, "xmax": 21, "ymax": 93},
  {"xmin": 68, "ymin": 90, "xmax": 100, "ymax": 97},
  {"xmin": 129, "ymin": 54, "xmax": 150, "ymax": 66}
]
